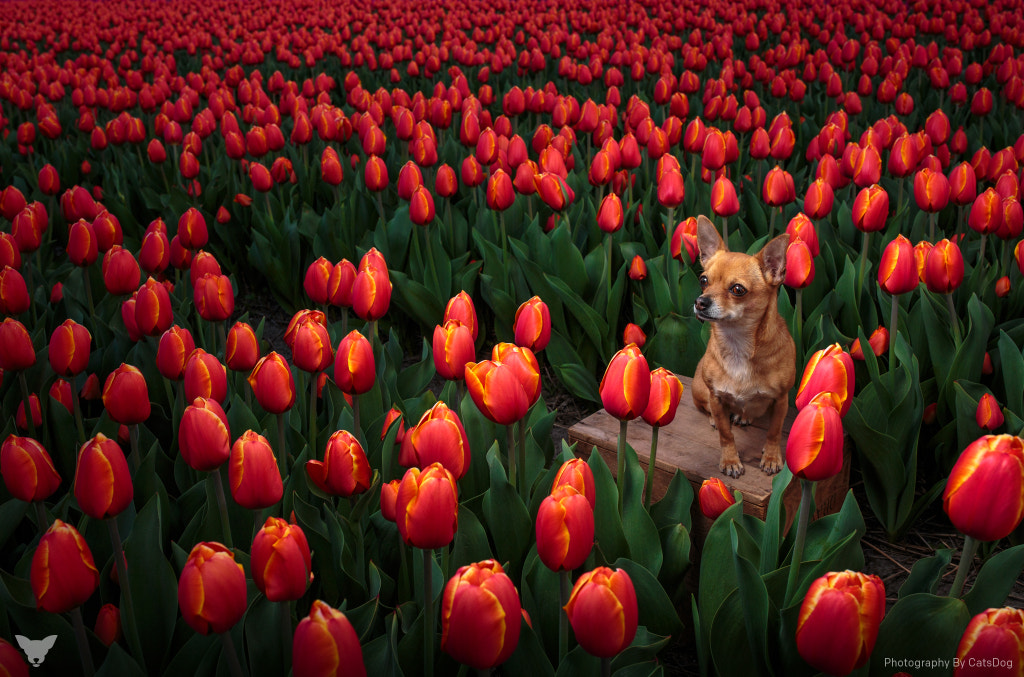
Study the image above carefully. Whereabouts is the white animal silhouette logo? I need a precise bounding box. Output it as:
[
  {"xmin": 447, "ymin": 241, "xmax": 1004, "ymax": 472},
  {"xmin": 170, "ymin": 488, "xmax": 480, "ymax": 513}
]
[{"xmin": 15, "ymin": 635, "xmax": 57, "ymax": 667}]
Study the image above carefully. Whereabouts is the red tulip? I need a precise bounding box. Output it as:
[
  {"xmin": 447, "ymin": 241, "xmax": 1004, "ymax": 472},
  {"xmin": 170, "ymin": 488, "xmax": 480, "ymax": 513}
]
[
  {"xmin": 395, "ymin": 463, "xmax": 459, "ymax": 549},
  {"xmin": 796, "ymin": 570, "xmax": 885, "ymax": 676},
  {"xmin": 0, "ymin": 318, "xmax": 35, "ymax": 372},
  {"xmin": 292, "ymin": 600, "xmax": 366, "ymax": 677},
  {"xmin": 74, "ymin": 433, "xmax": 133, "ymax": 519},
  {"xmin": 229, "ymin": 430, "xmax": 283, "ymax": 509},
  {"xmin": 1, "ymin": 435, "xmax": 61, "ymax": 502},
  {"xmin": 852, "ymin": 184, "xmax": 889, "ymax": 232},
  {"xmin": 762, "ymin": 166, "xmax": 796, "ymax": 207},
  {"xmin": 320, "ymin": 148, "xmax": 343, "ymax": 186},
  {"xmin": 787, "ymin": 392, "xmax": 845, "ymax": 481},
  {"xmin": 134, "ymin": 277, "xmax": 173, "ymax": 337},
  {"xmin": 954, "ymin": 607, "xmax": 1024, "ymax": 677},
  {"xmin": 251, "ymin": 516, "xmax": 312, "ymax": 602},
  {"xmin": 364, "ymin": 155, "xmax": 389, "ymax": 192},
  {"xmin": 850, "ymin": 326, "xmax": 890, "ymax": 359},
  {"xmin": 177, "ymin": 542, "xmax": 247, "ymax": 634},
  {"xmin": 564, "ymin": 567, "xmax": 638, "ymax": 658},
  {"xmin": 306, "ymin": 430, "xmax": 372, "ymax": 497},
  {"xmin": 513, "ymin": 296, "xmax": 551, "ymax": 352},
  {"xmin": 333, "ymin": 330, "xmax": 375, "ymax": 395},
  {"xmin": 177, "ymin": 208, "xmax": 208, "ymax": 250},
  {"xmin": 944, "ymin": 434, "xmax": 1024, "ymax": 542},
  {"xmin": 102, "ymin": 363, "xmax": 150, "ymax": 425},
  {"xmin": 67, "ymin": 219, "xmax": 98, "ymax": 267},
  {"xmin": 156, "ymin": 325, "xmax": 195, "ymax": 381},
  {"xmin": 0, "ymin": 266, "xmax": 28, "ymax": 316},
  {"xmin": 657, "ymin": 170, "xmax": 685, "ymax": 208},
  {"xmin": 94, "ymin": 603, "xmax": 122, "ymax": 647},
  {"xmin": 923, "ymin": 238, "xmax": 965, "ymax": 294},
  {"xmin": 226, "ymin": 321, "xmax": 260, "ymax": 372},
  {"xmin": 441, "ymin": 559, "xmax": 522, "ymax": 669},
  {"xmin": 194, "ymin": 273, "xmax": 234, "ymax": 322},
  {"xmin": 698, "ymin": 477, "xmax": 736, "ymax": 519},
  {"xmin": 968, "ymin": 188, "xmax": 1004, "ymax": 235},
  {"xmin": 795, "ymin": 344, "xmax": 855, "ymax": 417},
  {"xmin": 184, "ymin": 349, "xmax": 227, "ymax": 403},
  {"xmin": 409, "ymin": 185, "xmax": 436, "ymax": 225},
  {"xmin": 878, "ymin": 234, "xmax": 918, "ymax": 295},
  {"xmin": 597, "ymin": 193, "xmax": 624, "ymax": 233},
  {"xmin": 536, "ymin": 485, "xmax": 595, "ymax": 572},
  {"xmin": 784, "ymin": 239, "xmax": 815, "ymax": 289},
  {"xmin": 464, "ymin": 358, "xmax": 532, "ymax": 426},
  {"xmin": 31, "ymin": 519, "xmax": 99, "ymax": 613},
  {"xmin": 599, "ymin": 344, "xmax": 651, "ymax": 420},
  {"xmin": 486, "ymin": 169, "xmax": 515, "ymax": 211},
  {"xmin": 949, "ymin": 162, "xmax": 978, "ymax": 206},
  {"xmin": 352, "ymin": 248, "xmax": 391, "ymax": 321},
  {"xmin": 327, "ymin": 259, "xmax": 356, "ymax": 308},
  {"xmin": 641, "ymin": 368, "xmax": 683, "ymax": 427},
  {"xmin": 15, "ymin": 394, "xmax": 41, "ymax": 433},
  {"xmin": 304, "ymin": 257, "xmax": 333, "ymax": 305},
  {"xmin": 291, "ymin": 314, "xmax": 334, "ymax": 374},
  {"xmin": 711, "ymin": 176, "xmax": 739, "ymax": 217},
  {"xmin": 976, "ymin": 393, "xmax": 1005, "ymax": 431},
  {"xmin": 179, "ymin": 397, "xmax": 231, "ymax": 471},
  {"xmin": 433, "ymin": 320, "xmax": 475, "ymax": 381},
  {"xmin": 444, "ymin": 291, "xmax": 479, "ymax": 341},
  {"xmin": 47, "ymin": 319, "xmax": 91, "ymax": 377},
  {"xmin": 804, "ymin": 178, "xmax": 835, "ymax": 220},
  {"xmin": 248, "ymin": 352, "xmax": 296, "ymax": 414},
  {"xmin": 914, "ymin": 167, "xmax": 951, "ymax": 212}
]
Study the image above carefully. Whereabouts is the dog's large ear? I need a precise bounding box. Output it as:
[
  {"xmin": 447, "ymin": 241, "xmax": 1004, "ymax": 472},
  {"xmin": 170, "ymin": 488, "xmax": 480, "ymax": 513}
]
[
  {"xmin": 758, "ymin": 233, "xmax": 789, "ymax": 286},
  {"xmin": 696, "ymin": 215, "xmax": 725, "ymax": 266}
]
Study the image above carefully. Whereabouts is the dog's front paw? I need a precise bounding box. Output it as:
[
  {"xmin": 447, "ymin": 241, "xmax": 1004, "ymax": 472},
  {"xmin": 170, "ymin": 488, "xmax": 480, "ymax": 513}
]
[
  {"xmin": 720, "ymin": 458, "xmax": 745, "ymax": 478},
  {"xmin": 760, "ymin": 445, "xmax": 783, "ymax": 475},
  {"xmin": 708, "ymin": 415, "xmax": 717, "ymax": 429},
  {"xmin": 730, "ymin": 413, "xmax": 751, "ymax": 427}
]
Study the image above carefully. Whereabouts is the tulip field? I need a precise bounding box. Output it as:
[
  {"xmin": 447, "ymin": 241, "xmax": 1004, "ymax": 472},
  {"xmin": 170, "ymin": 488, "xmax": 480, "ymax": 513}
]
[{"xmin": 4, "ymin": 0, "xmax": 1024, "ymax": 674}]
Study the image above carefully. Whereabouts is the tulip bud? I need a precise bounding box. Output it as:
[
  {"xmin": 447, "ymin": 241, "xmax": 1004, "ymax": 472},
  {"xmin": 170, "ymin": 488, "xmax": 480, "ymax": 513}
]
[
  {"xmin": 292, "ymin": 601, "xmax": 367, "ymax": 677},
  {"xmin": 976, "ymin": 393, "xmax": 1005, "ymax": 431},
  {"xmin": 395, "ymin": 463, "xmax": 459, "ymax": 549},
  {"xmin": 996, "ymin": 276, "xmax": 1011, "ymax": 298},
  {"xmin": 642, "ymin": 368, "xmax": 683, "ymax": 427},
  {"xmin": 179, "ymin": 397, "xmax": 231, "ymax": 471},
  {"xmin": 178, "ymin": 542, "xmax": 247, "ymax": 634},
  {"xmin": 31, "ymin": 519, "xmax": 99, "ymax": 613},
  {"xmin": 796, "ymin": 571, "xmax": 885, "ymax": 676},
  {"xmin": 74, "ymin": 433, "xmax": 133, "ymax": 519},
  {"xmin": 762, "ymin": 166, "xmax": 796, "ymax": 207},
  {"xmin": 409, "ymin": 185, "xmax": 436, "ymax": 226},
  {"xmin": 850, "ymin": 326, "xmax": 890, "ymax": 360},
  {"xmin": 511, "ymin": 296, "xmax": 551, "ymax": 352},
  {"xmin": 226, "ymin": 321, "xmax": 260, "ymax": 372},
  {"xmin": 486, "ymin": 169, "xmax": 515, "ymax": 211},
  {"xmin": 399, "ymin": 402, "xmax": 472, "ymax": 479},
  {"xmin": 229, "ymin": 430, "xmax": 283, "ymax": 509},
  {"xmin": 698, "ymin": 477, "xmax": 736, "ymax": 519},
  {"xmin": 441, "ymin": 561, "xmax": 522, "ymax": 669},
  {"xmin": 444, "ymin": 291, "xmax": 478, "ymax": 341},
  {"xmin": 795, "ymin": 344, "xmax": 855, "ymax": 417},
  {"xmin": 184, "ymin": 348, "xmax": 227, "ymax": 403},
  {"xmin": 657, "ymin": 170, "xmax": 686, "ymax": 208},
  {"xmin": 156, "ymin": 326, "xmax": 195, "ymax": 381},
  {"xmin": 536, "ymin": 485, "xmax": 595, "ymax": 572},
  {"xmin": 628, "ymin": 255, "xmax": 647, "ymax": 281},
  {"xmin": 851, "ymin": 184, "xmax": 889, "ymax": 232},
  {"xmin": 784, "ymin": 239, "xmax": 815, "ymax": 289},
  {"xmin": 433, "ymin": 320, "xmax": 475, "ymax": 381},
  {"xmin": 599, "ymin": 344, "xmax": 651, "ymax": 420},
  {"xmin": 95, "ymin": 603, "xmax": 122, "ymax": 647},
  {"xmin": 291, "ymin": 315, "xmax": 334, "ymax": 374},
  {"xmin": 248, "ymin": 352, "xmax": 296, "ymax": 414},
  {"xmin": 564, "ymin": 567, "xmax": 638, "ymax": 658},
  {"xmin": 303, "ymin": 257, "xmax": 333, "ymax": 305},
  {"xmin": 102, "ymin": 363, "xmax": 150, "ymax": 425},
  {"xmin": 877, "ymin": 234, "xmax": 918, "ymax": 295},
  {"xmin": 134, "ymin": 277, "xmax": 173, "ymax": 337},
  {"xmin": 968, "ymin": 188, "xmax": 1004, "ymax": 235},
  {"xmin": 194, "ymin": 273, "xmax": 234, "ymax": 322},
  {"xmin": 0, "ymin": 265, "xmax": 29, "ymax": 315},
  {"xmin": 954, "ymin": 607, "xmax": 1024, "ymax": 677},
  {"xmin": 47, "ymin": 319, "xmax": 91, "ymax": 377},
  {"xmin": 306, "ymin": 430, "xmax": 372, "ymax": 497},
  {"xmin": 923, "ymin": 238, "xmax": 964, "ymax": 294},
  {"xmin": 320, "ymin": 148, "xmax": 343, "ymax": 186},
  {"xmin": 787, "ymin": 392, "xmax": 845, "ymax": 481},
  {"xmin": 67, "ymin": 219, "xmax": 98, "ymax": 267},
  {"xmin": 352, "ymin": 249, "xmax": 391, "ymax": 321},
  {"xmin": 177, "ymin": 208, "xmax": 208, "ymax": 250},
  {"xmin": 711, "ymin": 176, "xmax": 739, "ymax": 217},
  {"xmin": 251, "ymin": 516, "xmax": 312, "ymax": 602},
  {"xmin": 914, "ymin": 167, "xmax": 951, "ymax": 212},
  {"xmin": 1, "ymin": 435, "xmax": 61, "ymax": 502}
]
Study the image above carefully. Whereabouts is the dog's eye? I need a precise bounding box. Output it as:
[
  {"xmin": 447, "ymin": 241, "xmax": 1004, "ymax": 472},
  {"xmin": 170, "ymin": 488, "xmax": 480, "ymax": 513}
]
[
  {"xmin": 730, "ymin": 284, "xmax": 747, "ymax": 296},
  {"xmin": 699, "ymin": 275, "xmax": 708, "ymax": 288}
]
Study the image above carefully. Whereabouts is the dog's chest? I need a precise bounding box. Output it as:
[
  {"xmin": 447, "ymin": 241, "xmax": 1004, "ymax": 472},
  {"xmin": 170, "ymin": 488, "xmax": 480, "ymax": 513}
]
[{"xmin": 711, "ymin": 335, "xmax": 777, "ymax": 416}]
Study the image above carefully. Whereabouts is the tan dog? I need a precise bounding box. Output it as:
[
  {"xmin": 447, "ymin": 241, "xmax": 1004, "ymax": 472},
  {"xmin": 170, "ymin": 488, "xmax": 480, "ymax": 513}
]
[{"xmin": 690, "ymin": 215, "xmax": 795, "ymax": 477}]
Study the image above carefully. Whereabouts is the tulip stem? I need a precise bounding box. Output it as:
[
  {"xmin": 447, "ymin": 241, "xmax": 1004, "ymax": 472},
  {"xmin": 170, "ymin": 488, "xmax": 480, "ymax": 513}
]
[
  {"xmin": 33, "ymin": 501, "xmax": 48, "ymax": 535},
  {"xmin": 722, "ymin": 216, "xmax": 729, "ymax": 247},
  {"xmin": 18, "ymin": 372, "xmax": 37, "ymax": 439},
  {"xmin": 929, "ymin": 211, "xmax": 936, "ymax": 242},
  {"xmin": 353, "ymin": 395, "xmax": 362, "ymax": 447},
  {"xmin": 309, "ymin": 372, "xmax": 318, "ymax": 459},
  {"xmin": 71, "ymin": 607, "xmax": 96, "ymax": 677},
  {"xmin": 517, "ymin": 419, "xmax": 527, "ymax": 498},
  {"xmin": 604, "ymin": 231, "xmax": 613, "ymax": 303},
  {"xmin": 784, "ymin": 479, "xmax": 814, "ymax": 606},
  {"xmin": 500, "ymin": 211, "xmax": 509, "ymax": 264},
  {"xmin": 507, "ymin": 425, "xmax": 517, "ymax": 492},
  {"xmin": 130, "ymin": 424, "xmax": 141, "ymax": 474},
  {"xmin": 856, "ymin": 231, "xmax": 871, "ymax": 305},
  {"xmin": 617, "ymin": 420, "xmax": 628, "ymax": 518},
  {"xmin": 423, "ymin": 549, "xmax": 435, "ymax": 677},
  {"xmin": 950, "ymin": 534, "xmax": 980, "ymax": 598},
  {"xmin": 277, "ymin": 412, "xmax": 288, "ymax": 481},
  {"xmin": 889, "ymin": 295, "xmax": 900, "ymax": 372},
  {"xmin": 946, "ymin": 293, "xmax": 963, "ymax": 345},
  {"xmin": 795, "ymin": 289, "xmax": 804, "ymax": 365},
  {"xmin": 424, "ymin": 226, "xmax": 442, "ymax": 295},
  {"xmin": 83, "ymin": 267, "xmax": 96, "ymax": 331},
  {"xmin": 280, "ymin": 600, "xmax": 292, "ymax": 674},
  {"xmin": 218, "ymin": 322, "xmax": 228, "ymax": 363},
  {"xmin": 221, "ymin": 631, "xmax": 246, "ymax": 677},
  {"xmin": 559, "ymin": 570, "xmax": 570, "ymax": 662},
  {"xmin": 108, "ymin": 519, "xmax": 144, "ymax": 662},
  {"xmin": 768, "ymin": 206, "xmax": 777, "ymax": 238},
  {"xmin": 978, "ymin": 234, "xmax": 987, "ymax": 274},
  {"xmin": 212, "ymin": 466, "xmax": 233, "ymax": 548},
  {"xmin": 644, "ymin": 425, "xmax": 660, "ymax": 510},
  {"xmin": 601, "ymin": 657, "xmax": 611, "ymax": 677}
]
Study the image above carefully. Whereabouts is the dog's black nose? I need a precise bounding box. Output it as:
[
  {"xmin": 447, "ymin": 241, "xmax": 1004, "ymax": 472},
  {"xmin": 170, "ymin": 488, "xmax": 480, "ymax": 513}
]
[{"xmin": 695, "ymin": 295, "xmax": 711, "ymax": 311}]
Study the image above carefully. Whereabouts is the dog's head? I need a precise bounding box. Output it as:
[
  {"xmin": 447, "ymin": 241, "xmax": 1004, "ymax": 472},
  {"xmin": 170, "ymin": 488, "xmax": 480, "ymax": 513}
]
[{"xmin": 693, "ymin": 215, "xmax": 788, "ymax": 323}]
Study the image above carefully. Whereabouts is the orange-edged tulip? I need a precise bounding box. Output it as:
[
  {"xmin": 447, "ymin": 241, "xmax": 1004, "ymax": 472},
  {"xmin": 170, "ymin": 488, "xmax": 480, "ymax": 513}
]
[
  {"xmin": 444, "ymin": 290, "xmax": 479, "ymax": 341},
  {"xmin": 229, "ymin": 430, "xmax": 283, "ymax": 509},
  {"xmin": 50, "ymin": 379, "xmax": 73, "ymax": 415},
  {"xmin": 304, "ymin": 257, "xmax": 333, "ymax": 305},
  {"xmin": 435, "ymin": 164, "xmax": 458, "ymax": 198},
  {"xmin": 796, "ymin": 571, "xmax": 885, "ymax": 676},
  {"xmin": 596, "ymin": 193, "xmax": 624, "ymax": 233},
  {"xmin": 16, "ymin": 395, "xmax": 41, "ymax": 433},
  {"xmin": 787, "ymin": 392, "xmax": 844, "ymax": 481},
  {"xmin": 968, "ymin": 188, "xmax": 1004, "ymax": 235},
  {"xmin": 923, "ymin": 238, "xmax": 965, "ymax": 293},
  {"xmin": 251, "ymin": 516, "xmax": 312, "ymax": 602},
  {"xmin": 226, "ymin": 321, "xmax": 260, "ymax": 372},
  {"xmin": 465, "ymin": 359, "xmax": 531, "ymax": 426},
  {"xmin": 100, "ymin": 246, "xmax": 140, "ymax": 296},
  {"xmin": 156, "ymin": 325, "xmax": 195, "ymax": 381},
  {"xmin": 248, "ymin": 352, "xmax": 296, "ymax": 414},
  {"xmin": 513, "ymin": 296, "xmax": 551, "ymax": 352},
  {"xmin": 80, "ymin": 373, "xmax": 100, "ymax": 401},
  {"xmin": 433, "ymin": 320, "xmax": 475, "ymax": 381},
  {"xmin": 954, "ymin": 607, "xmax": 1024, "ymax": 677},
  {"xmin": 306, "ymin": 430, "xmax": 372, "ymax": 497},
  {"xmin": 177, "ymin": 208, "xmax": 208, "ymax": 250},
  {"xmin": 949, "ymin": 162, "xmax": 978, "ymax": 206},
  {"xmin": 291, "ymin": 315, "xmax": 334, "ymax": 374},
  {"xmin": 48, "ymin": 319, "xmax": 91, "ymax": 377},
  {"xmin": 179, "ymin": 397, "xmax": 231, "ymax": 471},
  {"xmin": 189, "ymin": 250, "xmax": 222, "ymax": 287},
  {"xmin": 785, "ymin": 214, "xmax": 819, "ymax": 257},
  {"xmin": 795, "ymin": 344, "xmax": 855, "ymax": 417},
  {"xmin": 784, "ymin": 240, "xmax": 815, "ymax": 289},
  {"xmin": 139, "ymin": 228, "xmax": 170, "ymax": 274},
  {"xmin": 1000, "ymin": 197, "xmax": 1024, "ymax": 240},
  {"xmin": 441, "ymin": 559, "xmax": 521, "ymax": 669},
  {"xmin": 177, "ymin": 542, "xmax": 247, "ymax": 635},
  {"xmin": 0, "ymin": 232, "xmax": 20, "ymax": 270},
  {"xmin": 0, "ymin": 318, "xmax": 35, "ymax": 372},
  {"xmin": 320, "ymin": 148, "xmax": 343, "ymax": 186},
  {"xmin": 67, "ymin": 219, "xmax": 98, "ymax": 267},
  {"xmin": 599, "ymin": 344, "xmax": 651, "ymax": 421},
  {"xmin": 1, "ymin": 434, "xmax": 61, "ymax": 502},
  {"xmin": 914, "ymin": 167, "xmax": 951, "ymax": 212},
  {"xmin": 564, "ymin": 566, "xmax": 638, "ymax": 658},
  {"xmin": 628, "ymin": 255, "xmax": 647, "ymax": 280},
  {"xmin": 0, "ymin": 266, "xmax": 29, "ymax": 315},
  {"xmin": 878, "ymin": 234, "xmax": 918, "ymax": 295},
  {"xmin": 292, "ymin": 600, "xmax": 367, "ymax": 677},
  {"xmin": 395, "ymin": 463, "xmax": 459, "ymax": 549},
  {"xmin": 38, "ymin": 163, "xmax": 60, "ymax": 195},
  {"xmin": 194, "ymin": 273, "xmax": 234, "ymax": 322},
  {"xmin": 333, "ymin": 330, "xmax": 375, "ymax": 395},
  {"xmin": 31, "ymin": 519, "xmax": 99, "ymax": 613},
  {"xmin": 995, "ymin": 275, "xmax": 1011, "ymax": 299},
  {"xmin": 976, "ymin": 394, "xmax": 1005, "ymax": 431},
  {"xmin": 352, "ymin": 249, "xmax": 391, "ymax": 321},
  {"xmin": 491, "ymin": 343, "xmax": 541, "ymax": 405},
  {"xmin": 0, "ymin": 636, "xmax": 29, "ymax": 674},
  {"xmin": 327, "ymin": 259, "xmax": 356, "ymax": 308},
  {"xmin": 623, "ymin": 322, "xmax": 646, "ymax": 348},
  {"xmin": 850, "ymin": 327, "xmax": 890, "ymax": 360},
  {"xmin": 364, "ymin": 155, "xmax": 389, "ymax": 192},
  {"xmin": 852, "ymin": 184, "xmax": 889, "ymax": 232},
  {"xmin": 657, "ymin": 170, "xmax": 686, "ymax": 208},
  {"xmin": 399, "ymin": 401, "xmax": 472, "ymax": 478},
  {"xmin": 642, "ymin": 368, "xmax": 683, "ymax": 427},
  {"xmin": 486, "ymin": 169, "xmax": 515, "ymax": 211},
  {"xmin": 804, "ymin": 178, "xmax": 835, "ymax": 220},
  {"xmin": 74, "ymin": 433, "xmax": 132, "ymax": 519},
  {"xmin": 409, "ymin": 185, "xmax": 436, "ymax": 226},
  {"xmin": 381, "ymin": 407, "xmax": 406, "ymax": 444},
  {"xmin": 699, "ymin": 477, "xmax": 736, "ymax": 519},
  {"xmin": 762, "ymin": 166, "xmax": 796, "ymax": 207},
  {"xmin": 134, "ymin": 277, "xmax": 173, "ymax": 337},
  {"xmin": 380, "ymin": 479, "xmax": 401, "ymax": 522},
  {"xmin": 537, "ymin": 173, "xmax": 573, "ymax": 211},
  {"xmin": 944, "ymin": 435, "xmax": 1024, "ymax": 541},
  {"xmin": 102, "ymin": 363, "xmax": 150, "ymax": 425},
  {"xmin": 711, "ymin": 176, "xmax": 739, "ymax": 217},
  {"xmin": 536, "ymin": 485, "xmax": 595, "ymax": 572},
  {"xmin": 184, "ymin": 349, "xmax": 227, "ymax": 403},
  {"xmin": 95, "ymin": 603, "xmax": 122, "ymax": 647}
]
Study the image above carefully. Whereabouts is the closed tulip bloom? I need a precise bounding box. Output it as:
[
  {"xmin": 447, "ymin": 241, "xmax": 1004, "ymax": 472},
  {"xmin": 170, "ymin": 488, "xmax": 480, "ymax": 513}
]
[
  {"xmin": 564, "ymin": 567, "xmax": 638, "ymax": 658},
  {"xmin": 923, "ymin": 238, "xmax": 965, "ymax": 293},
  {"xmin": 588, "ymin": 193, "xmax": 623, "ymax": 236},
  {"xmin": 0, "ymin": 233, "xmax": 20, "ymax": 270},
  {"xmin": 409, "ymin": 185, "xmax": 436, "ymax": 226},
  {"xmin": 397, "ymin": 162, "xmax": 423, "ymax": 201},
  {"xmin": 536, "ymin": 485, "xmax": 595, "ymax": 572},
  {"xmin": 291, "ymin": 315, "xmax": 333, "ymax": 374},
  {"xmin": 433, "ymin": 320, "xmax": 475, "ymax": 381},
  {"xmin": 67, "ymin": 219, "xmax": 98, "ymax": 267},
  {"xmin": 248, "ymin": 352, "xmax": 296, "ymax": 414},
  {"xmin": 381, "ymin": 407, "xmax": 406, "ymax": 444},
  {"xmin": 486, "ymin": 169, "xmax": 515, "ymax": 211},
  {"xmin": 306, "ymin": 430, "xmax": 372, "ymax": 497},
  {"xmin": 444, "ymin": 291, "xmax": 479, "ymax": 341},
  {"xmin": 795, "ymin": 344, "xmax": 855, "ymax": 417},
  {"xmin": 184, "ymin": 349, "xmax": 228, "ymax": 403},
  {"xmin": 537, "ymin": 173, "xmax": 573, "ymax": 211},
  {"xmin": 711, "ymin": 176, "xmax": 739, "ymax": 217},
  {"xmin": 229, "ymin": 430, "xmax": 283, "ymax": 509},
  {"xmin": 194, "ymin": 273, "xmax": 234, "ymax": 322},
  {"xmin": 179, "ymin": 397, "xmax": 231, "ymax": 471},
  {"xmin": 878, "ymin": 234, "xmax": 918, "ymax": 295},
  {"xmin": 139, "ymin": 228, "xmax": 170, "ymax": 274},
  {"xmin": 95, "ymin": 603, "xmax": 122, "ymax": 647},
  {"xmin": 803, "ymin": 178, "xmax": 835, "ymax": 220},
  {"xmin": 50, "ymin": 379, "xmax": 73, "ymax": 415},
  {"xmin": 249, "ymin": 161, "xmax": 272, "ymax": 192},
  {"xmin": 101, "ymin": 246, "xmax": 140, "ymax": 296},
  {"xmin": 914, "ymin": 167, "xmax": 951, "ymax": 212},
  {"xmin": 364, "ymin": 155, "xmax": 389, "ymax": 192},
  {"xmin": 1, "ymin": 435, "xmax": 61, "ymax": 502},
  {"xmin": 699, "ymin": 477, "xmax": 736, "ymax": 519},
  {"xmin": 785, "ymin": 214, "xmax": 819, "ymax": 257},
  {"xmin": 156, "ymin": 325, "xmax": 195, "ymax": 380},
  {"xmin": 850, "ymin": 327, "xmax": 890, "ymax": 360},
  {"xmin": 380, "ymin": 479, "xmax": 401, "ymax": 522},
  {"xmin": 513, "ymin": 296, "xmax": 551, "ymax": 352},
  {"xmin": 327, "ymin": 259, "xmax": 356, "ymax": 308},
  {"xmin": 976, "ymin": 393, "xmax": 1005, "ymax": 431},
  {"xmin": 492, "ymin": 343, "xmax": 541, "ymax": 406},
  {"xmin": 784, "ymin": 240, "xmax": 815, "ymax": 289},
  {"xmin": 944, "ymin": 435, "xmax": 1024, "ymax": 541},
  {"xmin": 599, "ymin": 344, "xmax": 651, "ymax": 421},
  {"xmin": 102, "ymin": 364, "xmax": 150, "ymax": 425},
  {"xmin": 178, "ymin": 542, "xmax": 247, "ymax": 635},
  {"xmin": 292, "ymin": 600, "xmax": 366, "ymax": 677},
  {"xmin": 74, "ymin": 433, "xmax": 133, "ymax": 519},
  {"xmin": 399, "ymin": 402, "xmax": 472, "ymax": 478},
  {"xmin": 787, "ymin": 392, "xmax": 845, "ymax": 481},
  {"xmin": 92, "ymin": 210, "xmax": 122, "ymax": 253},
  {"xmin": 628, "ymin": 255, "xmax": 647, "ymax": 281},
  {"xmin": 303, "ymin": 257, "xmax": 333, "ymax": 305},
  {"xmin": 251, "ymin": 517, "xmax": 312, "ymax": 602},
  {"xmin": 48, "ymin": 319, "xmax": 91, "ymax": 377},
  {"xmin": 38, "ymin": 163, "xmax": 60, "ymax": 195},
  {"xmin": 226, "ymin": 321, "xmax": 260, "ymax": 372},
  {"xmin": 954, "ymin": 607, "xmax": 1024, "ymax": 677},
  {"xmin": 320, "ymin": 147, "xmax": 343, "ymax": 186},
  {"xmin": 969, "ymin": 188, "xmax": 1004, "ymax": 235},
  {"xmin": 31, "ymin": 519, "xmax": 99, "ymax": 613},
  {"xmin": 134, "ymin": 277, "xmax": 173, "ymax": 337},
  {"xmin": 395, "ymin": 463, "xmax": 459, "ymax": 549},
  {"xmin": 796, "ymin": 571, "xmax": 885, "ymax": 676},
  {"xmin": 642, "ymin": 368, "xmax": 683, "ymax": 427},
  {"xmin": 551, "ymin": 458, "xmax": 597, "ymax": 509},
  {"xmin": 333, "ymin": 331, "xmax": 375, "ymax": 395},
  {"xmin": 0, "ymin": 266, "xmax": 29, "ymax": 315},
  {"xmin": 949, "ymin": 162, "xmax": 978, "ymax": 206},
  {"xmin": 465, "ymin": 359, "xmax": 532, "ymax": 425},
  {"xmin": 441, "ymin": 559, "xmax": 521, "ymax": 669},
  {"xmin": 435, "ymin": 164, "xmax": 458, "ymax": 198},
  {"xmin": 0, "ymin": 318, "xmax": 35, "ymax": 372},
  {"xmin": 763, "ymin": 166, "xmax": 796, "ymax": 207},
  {"xmin": 189, "ymin": 250, "xmax": 222, "ymax": 287},
  {"xmin": 15, "ymin": 395, "xmax": 41, "ymax": 433},
  {"xmin": 177, "ymin": 208, "xmax": 208, "ymax": 250},
  {"xmin": 996, "ymin": 276, "xmax": 1012, "ymax": 298},
  {"xmin": 657, "ymin": 170, "xmax": 686, "ymax": 208},
  {"xmin": 13, "ymin": 202, "xmax": 47, "ymax": 254},
  {"xmin": 852, "ymin": 184, "xmax": 889, "ymax": 232},
  {"xmin": 352, "ymin": 250, "xmax": 391, "ymax": 321}
]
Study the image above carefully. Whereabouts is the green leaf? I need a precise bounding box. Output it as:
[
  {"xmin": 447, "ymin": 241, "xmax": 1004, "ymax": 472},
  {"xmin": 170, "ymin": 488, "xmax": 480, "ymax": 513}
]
[
  {"xmin": 612, "ymin": 557, "xmax": 682, "ymax": 639},
  {"xmin": 869, "ymin": 594, "xmax": 970, "ymax": 677},
  {"xmin": 621, "ymin": 442, "xmax": 663, "ymax": 575},
  {"xmin": 554, "ymin": 645, "xmax": 601, "ymax": 677},
  {"xmin": 244, "ymin": 596, "xmax": 285, "ymax": 677},
  {"xmin": 963, "ymin": 544, "xmax": 1024, "ymax": 615},
  {"xmin": 698, "ymin": 500, "xmax": 745, "ymax": 635},
  {"xmin": 648, "ymin": 470, "xmax": 694, "ymax": 533},
  {"xmin": 451, "ymin": 505, "xmax": 492, "ymax": 570},
  {"xmin": 482, "ymin": 444, "xmax": 532, "ymax": 580},
  {"xmin": 502, "ymin": 618, "xmax": 556, "ymax": 677},
  {"xmin": 97, "ymin": 642, "xmax": 147, "ymax": 677},
  {"xmin": 760, "ymin": 467, "xmax": 793, "ymax": 574},
  {"xmin": 544, "ymin": 273, "xmax": 609, "ymax": 353},
  {"xmin": 899, "ymin": 549, "xmax": 953, "ymax": 598},
  {"xmin": 588, "ymin": 449, "xmax": 629, "ymax": 564},
  {"xmin": 708, "ymin": 588, "xmax": 768, "ymax": 677},
  {"xmin": 730, "ymin": 523, "xmax": 773, "ymax": 677},
  {"xmin": 997, "ymin": 330, "xmax": 1024, "ymax": 415}
]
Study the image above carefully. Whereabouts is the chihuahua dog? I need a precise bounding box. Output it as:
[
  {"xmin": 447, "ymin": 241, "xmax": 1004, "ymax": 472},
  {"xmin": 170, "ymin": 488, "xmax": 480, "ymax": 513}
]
[{"xmin": 690, "ymin": 215, "xmax": 795, "ymax": 477}]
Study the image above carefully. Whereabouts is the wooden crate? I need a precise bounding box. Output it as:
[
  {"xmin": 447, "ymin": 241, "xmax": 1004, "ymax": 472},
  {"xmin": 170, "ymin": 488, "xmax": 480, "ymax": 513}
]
[{"xmin": 567, "ymin": 375, "xmax": 851, "ymax": 546}]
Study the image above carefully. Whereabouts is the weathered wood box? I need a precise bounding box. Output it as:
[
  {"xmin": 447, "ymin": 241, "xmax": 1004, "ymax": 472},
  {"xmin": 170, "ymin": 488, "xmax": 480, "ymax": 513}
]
[{"xmin": 567, "ymin": 375, "xmax": 852, "ymax": 546}]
